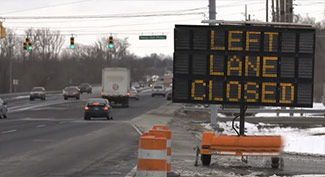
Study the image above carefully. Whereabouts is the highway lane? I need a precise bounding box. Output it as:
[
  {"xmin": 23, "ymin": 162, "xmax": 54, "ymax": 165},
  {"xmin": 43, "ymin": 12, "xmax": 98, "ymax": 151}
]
[{"xmin": 0, "ymin": 88, "xmax": 167, "ymax": 177}]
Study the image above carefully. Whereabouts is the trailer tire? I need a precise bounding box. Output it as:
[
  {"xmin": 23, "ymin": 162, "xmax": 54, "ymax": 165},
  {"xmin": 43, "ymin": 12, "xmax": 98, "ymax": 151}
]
[
  {"xmin": 201, "ymin": 154, "xmax": 211, "ymax": 166},
  {"xmin": 271, "ymin": 157, "xmax": 280, "ymax": 169},
  {"xmin": 271, "ymin": 163, "xmax": 279, "ymax": 169}
]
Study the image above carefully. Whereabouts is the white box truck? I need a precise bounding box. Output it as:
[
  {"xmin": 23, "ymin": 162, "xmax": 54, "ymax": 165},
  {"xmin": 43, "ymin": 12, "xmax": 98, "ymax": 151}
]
[{"xmin": 102, "ymin": 67, "xmax": 130, "ymax": 107}]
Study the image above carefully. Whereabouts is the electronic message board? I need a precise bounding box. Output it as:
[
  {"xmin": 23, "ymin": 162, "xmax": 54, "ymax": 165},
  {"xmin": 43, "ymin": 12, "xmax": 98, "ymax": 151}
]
[{"xmin": 173, "ymin": 25, "xmax": 315, "ymax": 107}]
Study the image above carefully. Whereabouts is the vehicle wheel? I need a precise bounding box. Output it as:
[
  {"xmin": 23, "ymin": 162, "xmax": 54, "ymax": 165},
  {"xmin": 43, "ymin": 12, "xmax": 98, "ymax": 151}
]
[
  {"xmin": 3, "ymin": 115, "xmax": 7, "ymax": 118},
  {"xmin": 30, "ymin": 97, "xmax": 34, "ymax": 101},
  {"xmin": 136, "ymin": 97, "xmax": 139, "ymax": 100},
  {"xmin": 271, "ymin": 157, "xmax": 280, "ymax": 169},
  {"xmin": 163, "ymin": 94, "xmax": 166, "ymax": 97},
  {"xmin": 152, "ymin": 94, "xmax": 154, "ymax": 97},
  {"xmin": 64, "ymin": 97, "xmax": 67, "ymax": 100},
  {"xmin": 76, "ymin": 96, "xmax": 80, "ymax": 100},
  {"xmin": 42, "ymin": 97, "xmax": 46, "ymax": 100},
  {"xmin": 201, "ymin": 154, "xmax": 211, "ymax": 166},
  {"xmin": 84, "ymin": 116, "xmax": 90, "ymax": 120}
]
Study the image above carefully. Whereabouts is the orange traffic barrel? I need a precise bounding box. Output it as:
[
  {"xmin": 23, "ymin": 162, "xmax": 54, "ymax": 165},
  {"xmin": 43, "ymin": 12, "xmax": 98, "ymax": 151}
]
[
  {"xmin": 149, "ymin": 125, "xmax": 172, "ymax": 173},
  {"xmin": 136, "ymin": 132, "xmax": 167, "ymax": 177}
]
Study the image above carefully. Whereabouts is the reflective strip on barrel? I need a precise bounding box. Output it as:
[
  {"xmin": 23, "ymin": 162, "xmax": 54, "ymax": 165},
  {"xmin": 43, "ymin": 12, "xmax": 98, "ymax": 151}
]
[
  {"xmin": 136, "ymin": 133, "xmax": 167, "ymax": 177},
  {"xmin": 150, "ymin": 125, "xmax": 172, "ymax": 173}
]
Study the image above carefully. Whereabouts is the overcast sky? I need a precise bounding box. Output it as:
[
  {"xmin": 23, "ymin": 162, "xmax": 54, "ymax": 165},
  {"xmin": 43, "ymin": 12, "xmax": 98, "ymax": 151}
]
[{"xmin": 0, "ymin": 0, "xmax": 324, "ymax": 57}]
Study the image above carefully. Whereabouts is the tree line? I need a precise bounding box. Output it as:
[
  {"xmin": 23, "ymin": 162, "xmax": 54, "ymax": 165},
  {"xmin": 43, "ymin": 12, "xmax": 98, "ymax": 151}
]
[
  {"xmin": 0, "ymin": 29, "xmax": 172, "ymax": 93},
  {"xmin": 1, "ymin": 15, "xmax": 325, "ymax": 102}
]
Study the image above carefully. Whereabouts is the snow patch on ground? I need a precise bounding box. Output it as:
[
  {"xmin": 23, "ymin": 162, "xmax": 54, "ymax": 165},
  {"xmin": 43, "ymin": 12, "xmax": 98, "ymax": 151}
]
[
  {"xmin": 202, "ymin": 121, "xmax": 325, "ymax": 155},
  {"xmin": 257, "ymin": 103, "xmax": 325, "ymax": 117}
]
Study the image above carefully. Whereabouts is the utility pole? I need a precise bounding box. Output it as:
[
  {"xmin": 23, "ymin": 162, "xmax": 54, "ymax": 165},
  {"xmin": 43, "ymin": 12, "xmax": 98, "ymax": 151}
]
[
  {"xmin": 209, "ymin": 0, "xmax": 216, "ymax": 25},
  {"xmin": 271, "ymin": 0, "xmax": 275, "ymax": 22},
  {"xmin": 287, "ymin": 0, "xmax": 293, "ymax": 22},
  {"xmin": 209, "ymin": 0, "xmax": 218, "ymax": 129},
  {"xmin": 266, "ymin": 0, "xmax": 269, "ymax": 22},
  {"xmin": 276, "ymin": 0, "xmax": 279, "ymax": 22},
  {"xmin": 245, "ymin": 4, "xmax": 248, "ymax": 21},
  {"xmin": 280, "ymin": 0, "xmax": 285, "ymax": 22}
]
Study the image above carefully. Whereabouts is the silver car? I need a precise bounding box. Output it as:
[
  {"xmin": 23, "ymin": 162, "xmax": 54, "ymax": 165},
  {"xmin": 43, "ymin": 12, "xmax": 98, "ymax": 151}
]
[
  {"xmin": 30, "ymin": 87, "xmax": 46, "ymax": 101},
  {"xmin": 0, "ymin": 97, "xmax": 8, "ymax": 119},
  {"xmin": 151, "ymin": 85, "xmax": 166, "ymax": 97},
  {"xmin": 129, "ymin": 88, "xmax": 139, "ymax": 100}
]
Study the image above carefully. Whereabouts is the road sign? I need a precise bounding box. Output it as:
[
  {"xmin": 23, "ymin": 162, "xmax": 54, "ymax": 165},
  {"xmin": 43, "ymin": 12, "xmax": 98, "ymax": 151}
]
[
  {"xmin": 13, "ymin": 79, "xmax": 19, "ymax": 85},
  {"xmin": 139, "ymin": 35, "xmax": 167, "ymax": 40},
  {"xmin": 173, "ymin": 25, "xmax": 315, "ymax": 107}
]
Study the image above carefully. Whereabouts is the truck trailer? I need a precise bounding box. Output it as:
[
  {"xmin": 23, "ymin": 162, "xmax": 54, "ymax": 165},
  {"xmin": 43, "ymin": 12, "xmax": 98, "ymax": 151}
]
[{"xmin": 101, "ymin": 67, "xmax": 130, "ymax": 107}]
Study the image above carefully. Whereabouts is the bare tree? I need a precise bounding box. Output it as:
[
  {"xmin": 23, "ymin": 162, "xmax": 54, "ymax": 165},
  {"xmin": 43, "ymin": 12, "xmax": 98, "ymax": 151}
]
[{"xmin": 25, "ymin": 28, "xmax": 64, "ymax": 60}]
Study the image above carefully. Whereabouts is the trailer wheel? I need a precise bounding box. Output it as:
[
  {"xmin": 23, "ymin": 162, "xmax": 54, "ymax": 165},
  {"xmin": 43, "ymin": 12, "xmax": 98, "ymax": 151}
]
[
  {"xmin": 201, "ymin": 154, "xmax": 211, "ymax": 166},
  {"xmin": 271, "ymin": 157, "xmax": 280, "ymax": 169}
]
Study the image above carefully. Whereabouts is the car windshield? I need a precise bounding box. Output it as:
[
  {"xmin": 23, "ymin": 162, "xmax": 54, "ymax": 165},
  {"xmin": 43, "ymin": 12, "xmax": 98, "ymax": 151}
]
[
  {"xmin": 88, "ymin": 99, "xmax": 107, "ymax": 104},
  {"xmin": 80, "ymin": 83, "xmax": 89, "ymax": 87},
  {"xmin": 32, "ymin": 87, "xmax": 44, "ymax": 91},
  {"xmin": 66, "ymin": 87, "xmax": 78, "ymax": 91}
]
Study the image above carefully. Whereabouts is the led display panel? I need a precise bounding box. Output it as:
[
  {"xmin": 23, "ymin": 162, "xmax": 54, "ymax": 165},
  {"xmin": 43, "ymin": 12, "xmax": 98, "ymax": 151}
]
[{"xmin": 173, "ymin": 25, "xmax": 315, "ymax": 107}]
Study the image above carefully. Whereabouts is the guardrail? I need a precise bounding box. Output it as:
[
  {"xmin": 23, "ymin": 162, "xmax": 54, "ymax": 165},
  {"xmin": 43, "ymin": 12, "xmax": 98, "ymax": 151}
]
[{"xmin": 181, "ymin": 105, "xmax": 325, "ymax": 116}]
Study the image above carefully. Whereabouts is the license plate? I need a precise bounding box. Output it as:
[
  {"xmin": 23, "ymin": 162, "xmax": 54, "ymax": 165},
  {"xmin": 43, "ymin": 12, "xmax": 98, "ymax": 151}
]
[{"xmin": 94, "ymin": 107, "xmax": 99, "ymax": 110}]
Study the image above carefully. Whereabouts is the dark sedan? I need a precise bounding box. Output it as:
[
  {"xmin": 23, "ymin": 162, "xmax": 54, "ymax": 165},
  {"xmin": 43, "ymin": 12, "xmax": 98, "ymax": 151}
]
[
  {"xmin": 63, "ymin": 86, "xmax": 80, "ymax": 100},
  {"xmin": 84, "ymin": 98, "xmax": 113, "ymax": 120},
  {"xmin": 78, "ymin": 83, "xmax": 92, "ymax": 94}
]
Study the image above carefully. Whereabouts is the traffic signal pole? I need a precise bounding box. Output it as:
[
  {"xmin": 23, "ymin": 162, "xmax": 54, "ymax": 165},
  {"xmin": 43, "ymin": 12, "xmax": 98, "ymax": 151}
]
[{"xmin": 209, "ymin": 0, "xmax": 219, "ymax": 129}]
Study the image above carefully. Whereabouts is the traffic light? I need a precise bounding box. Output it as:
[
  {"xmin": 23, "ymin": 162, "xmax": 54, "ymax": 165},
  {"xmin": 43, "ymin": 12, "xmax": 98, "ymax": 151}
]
[
  {"xmin": 1, "ymin": 27, "xmax": 6, "ymax": 39},
  {"xmin": 108, "ymin": 36, "xmax": 114, "ymax": 48},
  {"xmin": 25, "ymin": 38, "xmax": 32, "ymax": 50},
  {"xmin": 23, "ymin": 42, "xmax": 27, "ymax": 50},
  {"xmin": 28, "ymin": 41, "xmax": 32, "ymax": 50},
  {"xmin": 70, "ymin": 37, "xmax": 75, "ymax": 49}
]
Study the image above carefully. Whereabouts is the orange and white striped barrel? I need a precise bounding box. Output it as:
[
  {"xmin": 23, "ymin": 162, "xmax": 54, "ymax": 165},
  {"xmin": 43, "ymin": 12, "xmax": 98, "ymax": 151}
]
[
  {"xmin": 136, "ymin": 132, "xmax": 167, "ymax": 177},
  {"xmin": 149, "ymin": 125, "xmax": 172, "ymax": 173}
]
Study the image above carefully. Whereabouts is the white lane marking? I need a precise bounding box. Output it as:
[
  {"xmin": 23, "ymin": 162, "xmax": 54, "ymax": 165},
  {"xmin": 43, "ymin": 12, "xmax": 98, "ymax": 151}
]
[
  {"xmin": 2, "ymin": 129, "xmax": 17, "ymax": 134},
  {"xmin": 33, "ymin": 139, "xmax": 54, "ymax": 142},
  {"xmin": 36, "ymin": 124, "xmax": 46, "ymax": 128},
  {"xmin": 59, "ymin": 121, "xmax": 66, "ymax": 124},
  {"xmin": 129, "ymin": 122, "xmax": 143, "ymax": 135},
  {"xmin": 9, "ymin": 100, "xmax": 74, "ymax": 113},
  {"xmin": 125, "ymin": 166, "xmax": 137, "ymax": 177}
]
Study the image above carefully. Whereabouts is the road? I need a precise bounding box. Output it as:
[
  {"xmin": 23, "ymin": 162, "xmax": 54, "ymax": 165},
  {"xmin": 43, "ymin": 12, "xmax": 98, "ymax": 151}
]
[{"xmin": 0, "ymin": 88, "xmax": 167, "ymax": 177}]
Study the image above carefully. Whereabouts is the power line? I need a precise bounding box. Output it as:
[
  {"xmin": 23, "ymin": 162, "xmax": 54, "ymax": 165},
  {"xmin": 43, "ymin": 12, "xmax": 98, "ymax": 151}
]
[
  {"xmin": 0, "ymin": 0, "xmax": 90, "ymax": 15},
  {"xmin": 6, "ymin": 16, "xmax": 203, "ymax": 29},
  {"xmin": 2, "ymin": 12, "xmax": 205, "ymax": 20}
]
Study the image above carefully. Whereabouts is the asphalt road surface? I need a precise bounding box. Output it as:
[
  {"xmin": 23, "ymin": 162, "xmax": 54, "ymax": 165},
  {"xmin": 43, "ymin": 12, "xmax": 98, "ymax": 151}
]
[{"xmin": 0, "ymin": 88, "xmax": 166, "ymax": 177}]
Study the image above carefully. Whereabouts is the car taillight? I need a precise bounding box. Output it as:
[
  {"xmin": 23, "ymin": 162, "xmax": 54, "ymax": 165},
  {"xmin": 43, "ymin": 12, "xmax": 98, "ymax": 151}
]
[
  {"xmin": 101, "ymin": 92, "xmax": 104, "ymax": 96},
  {"xmin": 93, "ymin": 102, "xmax": 100, "ymax": 105},
  {"xmin": 127, "ymin": 92, "xmax": 131, "ymax": 96},
  {"xmin": 104, "ymin": 107, "xmax": 109, "ymax": 110},
  {"xmin": 84, "ymin": 106, "xmax": 89, "ymax": 110}
]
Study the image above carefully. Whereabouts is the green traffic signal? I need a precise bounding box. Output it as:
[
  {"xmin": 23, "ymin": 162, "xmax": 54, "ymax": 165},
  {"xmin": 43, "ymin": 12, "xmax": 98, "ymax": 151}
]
[
  {"xmin": 70, "ymin": 45, "xmax": 75, "ymax": 49},
  {"xmin": 28, "ymin": 46, "xmax": 33, "ymax": 50},
  {"xmin": 108, "ymin": 44, "xmax": 114, "ymax": 48}
]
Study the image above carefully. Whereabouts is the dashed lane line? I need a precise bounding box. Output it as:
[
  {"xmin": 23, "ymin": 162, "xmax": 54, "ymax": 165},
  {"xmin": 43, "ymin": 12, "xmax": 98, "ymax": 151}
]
[
  {"xmin": 36, "ymin": 124, "xmax": 47, "ymax": 128},
  {"xmin": 1, "ymin": 129, "xmax": 17, "ymax": 134}
]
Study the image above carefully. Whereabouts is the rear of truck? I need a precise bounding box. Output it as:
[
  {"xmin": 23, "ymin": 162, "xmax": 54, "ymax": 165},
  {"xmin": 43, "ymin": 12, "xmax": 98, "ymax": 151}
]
[{"xmin": 101, "ymin": 67, "xmax": 130, "ymax": 107}]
